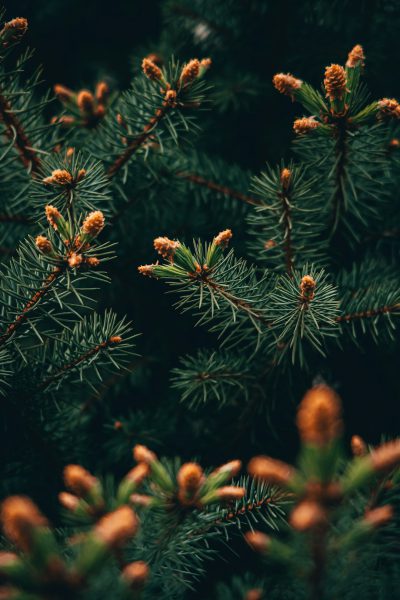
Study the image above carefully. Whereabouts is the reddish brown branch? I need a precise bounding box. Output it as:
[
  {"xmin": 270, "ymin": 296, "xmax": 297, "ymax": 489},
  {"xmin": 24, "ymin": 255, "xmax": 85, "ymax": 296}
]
[
  {"xmin": 39, "ymin": 339, "xmax": 114, "ymax": 390},
  {"xmin": 336, "ymin": 303, "xmax": 400, "ymax": 323},
  {"xmin": 0, "ymin": 266, "xmax": 63, "ymax": 347},
  {"xmin": 176, "ymin": 171, "xmax": 262, "ymax": 207},
  {"xmin": 108, "ymin": 105, "xmax": 169, "ymax": 178},
  {"xmin": 0, "ymin": 89, "xmax": 42, "ymax": 173},
  {"xmin": 0, "ymin": 213, "xmax": 33, "ymax": 224}
]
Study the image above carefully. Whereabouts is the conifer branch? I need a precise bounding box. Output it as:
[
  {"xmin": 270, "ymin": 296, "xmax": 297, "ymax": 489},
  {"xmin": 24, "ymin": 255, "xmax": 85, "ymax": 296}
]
[
  {"xmin": 336, "ymin": 303, "xmax": 400, "ymax": 323},
  {"xmin": 175, "ymin": 171, "xmax": 262, "ymax": 206},
  {"xmin": 0, "ymin": 87, "xmax": 42, "ymax": 173},
  {"xmin": 0, "ymin": 265, "xmax": 63, "ymax": 347}
]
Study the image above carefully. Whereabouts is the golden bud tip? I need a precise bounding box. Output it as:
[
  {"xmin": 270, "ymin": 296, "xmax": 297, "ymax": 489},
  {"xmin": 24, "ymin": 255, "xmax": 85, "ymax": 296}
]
[
  {"xmin": 215, "ymin": 486, "xmax": 246, "ymax": 501},
  {"xmin": 297, "ymin": 385, "xmax": 343, "ymax": 446},
  {"xmin": 245, "ymin": 531, "xmax": 271, "ymax": 553},
  {"xmin": 133, "ymin": 444, "xmax": 157, "ymax": 465},
  {"xmin": 58, "ymin": 492, "xmax": 80, "ymax": 512},
  {"xmin": 1, "ymin": 18, "xmax": 28, "ymax": 44},
  {"xmin": 364, "ymin": 505, "xmax": 393, "ymax": 528},
  {"xmin": 177, "ymin": 462, "xmax": 204, "ymax": 492},
  {"xmin": 82, "ymin": 210, "xmax": 105, "ymax": 238},
  {"xmin": 77, "ymin": 90, "xmax": 95, "ymax": 113},
  {"xmin": 95, "ymin": 81, "xmax": 109, "ymax": 104},
  {"xmin": 35, "ymin": 235, "xmax": 53, "ymax": 255},
  {"xmin": 290, "ymin": 500, "xmax": 326, "ymax": 531},
  {"xmin": 68, "ymin": 253, "xmax": 83, "ymax": 268},
  {"xmin": 214, "ymin": 229, "xmax": 233, "ymax": 248},
  {"xmin": 142, "ymin": 57, "xmax": 163, "ymax": 82},
  {"xmin": 153, "ymin": 236, "xmax": 180, "ymax": 259},
  {"xmin": 370, "ymin": 439, "xmax": 400, "ymax": 473},
  {"xmin": 324, "ymin": 64, "xmax": 347, "ymax": 100},
  {"xmin": 300, "ymin": 274, "xmax": 316, "ymax": 301},
  {"xmin": 248, "ymin": 456, "xmax": 295, "ymax": 487},
  {"xmin": 125, "ymin": 463, "xmax": 150, "ymax": 485},
  {"xmin": 63, "ymin": 464, "xmax": 98, "ymax": 496},
  {"xmin": 122, "ymin": 561, "xmax": 150, "ymax": 589},
  {"xmin": 164, "ymin": 89, "xmax": 177, "ymax": 106},
  {"xmin": 1, "ymin": 496, "xmax": 48, "ymax": 552},
  {"xmin": 213, "ymin": 459, "xmax": 242, "ymax": 478},
  {"xmin": 180, "ymin": 59, "xmax": 201, "ymax": 84},
  {"xmin": 45, "ymin": 205, "xmax": 62, "ymax": 229},
  {"xmin": 138, "ymin": 264, "xmax": 155, "ymax": 277},
  {"xmin": 272, "ymin": 73, "xmax": 302, "ymax": 97},
  {"xmin": 351, "ymin": 435, "xmax": 367, "ymax": 457},
  {"xmin": 280, "ymin": 168, "xmax": 291, "ymax": 190},
  {"xmin": 378, "ymin": 98, "xmax": 400, "ymax": 119},
  {"xmin": 43, "ymin": 169, "xmax": 73, "ymax": 186},
  {"xmin": 293, "ymin": 116, "xmax": 320, "ymax": 135},
  {"xmin": 346, "ymin": 44, "xmax": 365, "ymax": 68},
  {"xmin": 95, "ymin": 506, "xmax": 138, "ymax": 547},
  {"xmin": 54, "ymin": 84, "xmax": 74, "ymax": 103}
]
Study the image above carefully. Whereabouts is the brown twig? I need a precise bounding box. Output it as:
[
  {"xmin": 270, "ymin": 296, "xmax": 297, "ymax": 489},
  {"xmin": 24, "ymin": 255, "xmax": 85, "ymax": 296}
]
[
  {"xmin": 0, "ymin": 88, "xmax": 42, "ymax": 173},
  {"xmin": 176, "ymin": 171, "xmax": 262, "ymax": 207},
  {"xmin": 336, "ymin": 303, "xmax": 400, "ymax": 323},
  {"xmin": 0, "ymin": 266, "xmax": 63, "ymax": 347},
  {"xmin": 278, "ymin": 190, "xmax": 294, "ymax": 276}
]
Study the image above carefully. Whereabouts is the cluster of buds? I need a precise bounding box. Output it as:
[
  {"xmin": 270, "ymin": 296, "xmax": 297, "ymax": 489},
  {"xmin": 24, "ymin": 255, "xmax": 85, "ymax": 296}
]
[
  {"xmin": 0, "ymin": 17, "xmax": 28, "ymax": 47},
  {"xmin": 245, "ymin": 385, "xmax": 399, "ymax": 572},
  {"xmin": 377, "ymin": 98, "xmax": 400, "ymax": 120},
  {"xmin": 142, "ymin": 55, "xmax": 211, "ymax": 109},
  {"xmin": 35, "ymin": 206, "xmax": 105, "ymax": 269},
  {"xmin": 43, "ymin": 167, "xmax": 86, "ymax": 187},
  {"xmin": 53, "ymin": 81, "xmax": 110, "ymax": 128},
  {"xmin": 129, "ymin": 444, "xmax": 244, "ymax": 509},
  {"xmin": 139, "ymin": 229, "xmax": 232, "ymax": 280},
  {"xmin": 346, "ymin": 44, "xmax": 365, "ymax": 69}
]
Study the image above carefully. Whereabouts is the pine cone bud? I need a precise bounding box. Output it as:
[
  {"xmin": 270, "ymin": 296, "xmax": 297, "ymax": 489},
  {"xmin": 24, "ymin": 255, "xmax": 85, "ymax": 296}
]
[
  {"xmin": 153, "ymin": 236, "xmax": 180, "ymax": 259},
  {"xmin": 63, "ymin": 465, "xmax": 99, "ymax": 497},
  {"xmin": 164, "ymin": 89, "xmax": 177, "ymax": 106},
  {"xmin": 95, "ymin": 81, "xmax": 109, "ymax": 104},
  {"xmin": 85, "ymin": 257, "xmax": 100, "ymax": 267},
  {"xmin": 45, "ymin": 205, "xmax": 62, "ymax": 230},
  {"xmin": 95, "ymin": 506, "xmax": 138, "ymax": 548},
  {"xmin": 1, "ymin": 496, "xmax": 48, "ymax": 552},
  {"xmin": 297, "ymin": 385, "xmax": 343, "ymax": 446},
  {"xmin": 122, "ymin": 561, "xmax": 150, "ymax": 590},
  {"xmin": 142, "ymin": 57, "xmax": 163, "ymax": 82},
  {"xmin": 248, "ymin": 456, "xmax": 295, "ymax": 487},
  {"xmin": 389, "ymin": 138, "xmax": 400, "ymax": 149},
  {"xmin": 200, "ymin": 58, "xmax": 212, "ymax": 70},
  {"xmin": 280, "ymin": 168, "xmax": 291, "ymax": 190},
  {"xmin": 300, "ymin": 275, "xmax": 316, "ymax": 301},
  {"xmin": 293, "ymin": 116, "xmax": 320, "ymax": 135},
  {"xmin": 324, "ymin": 64, "xmax": 347, "ymax": 100},
  {"xmin": 133, "ymin": 444, "xmax": 157, "ymax": 465},
  {"xmin": 0, "ymin": 18, "xmax": 28, "ymax": 45},
  {"xmin": 363, "ymin": 505, "xmax": 393, "ymax": 528},
  {"xmin": 245, "ymin": 531, "xmax": 271, "ymax": 553},
  {"xmin": 272, "ymin": 73, "xmax": 302, "ymax": 97},
  {"xmin": 180, "ymin": 59, "xmax": 200, "ymax": 85},
  {"xmin": 290, "ymin": 500, "xmax": 326, "ymax": 531},
  {"xmin": 138, "ymin": 264, "xmax": 155, "ymax": 277},
  {"xmin": 68, "ymin": 253, "xmax": 83, "ymax": 268},
  {"xmin": 214, "ymin": 229, "xmax": 232, "ymax": 248},
  {"xmin": 370, "ymin": 439, "xmax": 400, "ymax": 473},
  {"xmin": 211, "ymin": 460, "xmax": 242, "ymax": 478},
  {"xmin": 245, "ymin": 590, "xmax": 264, "ymax": 600},
  {"xmin": 351, "ymin": 435, "xmax": 367, "ymax": 457},
  {"xmin": 35, "ymin": 235, "xmax": 53, "ymax": 255},
  {"xmin": 43, "ymin": 169, "xmax": 73, "ymax": 186},
  {"xmin": 82, "ymin": 210, "xmax": 105, "ymax": 238},
  {"xmin": 129, "ymin": 494, "xmax": 154, "ymax": 507},
  {"xmin": 346, "ymin": 44, "xmax": 365, "ymax": 68},
  {"xmin": 54, "ymin": 84, "xmax": 75, "ymax": 103},
  {"xmin": 378, "ymin": 98, "xmax": 400, "ymax": 119},
  {"xmin": 215, "ymin": 486, "xmax": 246, "ymax": 501},
  {"xmin": 177, "ymin": 463, "xmax": 204, "ymax": 504},
  {"xmin": 125, "ymin": 463, "xmax": 150, "ymax": 485},
  {"xmin": 77, "ymin": 90, "xmax": 95, "ymax": 114},
  {"xmin": 58, "ymin": 492, "xmax": 80, "ymax": 512}
]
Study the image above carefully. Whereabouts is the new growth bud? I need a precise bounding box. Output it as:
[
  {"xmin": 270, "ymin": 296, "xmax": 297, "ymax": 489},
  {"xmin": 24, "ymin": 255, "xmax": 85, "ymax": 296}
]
[
  {"xmin": 177, "ymin": 463, "xmax": 204, "ymax": 505},
  {"xmin": 153, "ymin": 236, "xmax": 180, "ymax": 259},
  {"xmin": 351, "ymin": 435, "xmax": 367, "ymax": 457},
  {"xmin": 300, "ymin": 275, "xmax": 316, "ymax": 301},
  {"xmin": 324, "ymin": 64, "xmax": 347, "ymax": 101},
  {"xmin": 81, "ymin": 211, "xmax": 105, "ymax": 238},
  {"xmin": 133, "ymin": 444, "xmax": 157, "ymax": 465},
  {"xmin": 35, "ymin": 235, "xmax": 53, "ymax": 255},
  {"xmin": 245, "ymin": 531, "xmax": 271, "ymax": 554},
  {"xmin": 346, "ymin": 44, "xmax": 365, "ymax": 68},
  {"xmin": 363, "ymin": 505, "xmax": 393, "ymax": 528},
  {"xmin": 213, "ymin": 229, "xmax": 232, "ymax": 248},
  {"xmin": 1, "ymin": 496, "xmax": 48, "ymax": 552},
  {"xmin": 297, "ymin": 385, "xmax": 343, "ymax": 446},
  {"xmin": 293, "ymin": 116, "xmax": 320, "ymax": 135},
  {"xmin": 142, "ymin": 57, "xmax": 163, "ymax": 82},
  {"xmin": 248, "ymin": 456, "xmax": 295, "ymax": 487},
  {"xmin": 0, "ymin": 17, "xmax": 28, "ymax": 46},
  {"xmin": 370, "ymin": 439, "xmax": 400, "ymax": 473},
  {"xmin": 272, "ymin": 73, "xmax": 302, "ymax": 98},
  {"xmin": 378, "ymin": 98, "xmax": 400, "ymax": 119},
  {"xmin": 290, "ymin": 500, "xmax": 326, "ymax": 531},
  {"xmin": 95, "ymin": 506, "xmax": 138, "ymax": 548},
  {"xmin": 45, "ymin": 205, "xmax": 62, "ymax": 230},
  {"xmin": 180, "ymin": 59, "xmax": 200, "ymax": 85},
  {"xmin": 122, "ymin": 561, "xmax": 150, "ymax": 590},
  {"xmin": 63, "ymin": 465, "xmax": 99, "ymax": 497},
  {"xmin": 43, "ymin": 169, "xmax": 73, "ymax": 186},
  {"xmin": 280, "ymin": 168, "xmax": 291, "ymax": 191}
]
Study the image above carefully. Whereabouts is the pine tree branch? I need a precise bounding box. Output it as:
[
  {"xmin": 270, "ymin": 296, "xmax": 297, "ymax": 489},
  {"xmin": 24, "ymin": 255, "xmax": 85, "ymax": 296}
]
[
  {"xmin": 336, "ymin": 303, "xmax": 400, "ymax": 322},
  {"xmin": 0, "ymin": 87, "xmax": 42, "ymax": 173},
  {"xmin": 107, "ymin": 104, "xmax": 170, "ymax": 178},
  {"xmin": 278, "ymin": 190, "xmax": 294, "ymax": 275},
  {"xmin": 0, "ymin": 266, "xmax": 63, "ymax": 346},
  {"xmin": 38, "ymin": 337, "xmax": 117, "ymax": 391},
  {"xmin": 331, "ymin": 118, "xmax": 348, "ymax": 232},
  {"xmin": 0, "ymin": 213, "xmax": 33, "ymax": 224},
  {"xmin": 175, "ymin": 171, "xmax": 262, "ymax": 206}
]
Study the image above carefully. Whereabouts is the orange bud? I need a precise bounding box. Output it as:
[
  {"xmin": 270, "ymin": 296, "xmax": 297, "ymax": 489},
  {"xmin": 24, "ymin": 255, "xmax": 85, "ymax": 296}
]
[
  {"xmin": 180, "ymin": 59, "xmax": 200, "ymax": 85},
  {"xmin": 81, "ymin": 211, "xmax": 105, "ymax": 238},
  {"xmin": 297, "ymin": 385, "xmax": 343, "ymax": 446},
  {"xmin": 133, "ymin": 444, "xmax": 157, "ymax": 465},
  {"xmin": 248, "ymin": 456, "xmax": 295, "ymax": 487},
  {"xmin": 214, "ymin": 229, "xmax": 232, "ymax": 248},
  {"xmin": 95, "ymin": 506, "xmax": 138, "ymax": 548},
  {"xmin": 63, "ymin": 464, "xmax": 98, "ymax": 496},
  {"xmin": 245, "ymin": 531, "xmax": 271, "ymax": 553},
  {"xmin": 35, "ymin": 235, "xmax": 53, "ymax": 255},
  {"xmin": 1, "ymin": 496, "xmax": 48, "ymax": 552},
  {"xmin": 122, "ymin": 560, "xmax": 149, "ymax": 590}
]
